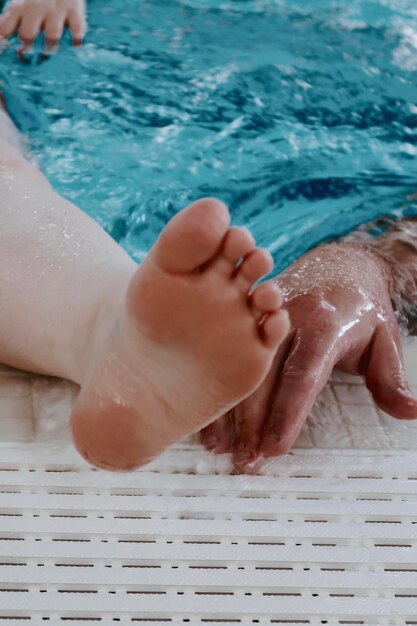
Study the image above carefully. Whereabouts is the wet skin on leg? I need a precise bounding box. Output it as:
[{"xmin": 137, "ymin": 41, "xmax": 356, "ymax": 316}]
[{"xmin": 0, "ymin": 101, "xmax": 290, "ymax": 471}]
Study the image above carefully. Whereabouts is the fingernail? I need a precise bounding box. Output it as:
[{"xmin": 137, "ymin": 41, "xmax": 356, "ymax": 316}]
[
  {"xmin": 234, "ymin": 452, "xmax": 263, "ymax": 475},
  {"xmin": 234, "ymin": 451, "xmax": 250, "ymax": 465},
  {"xmin": 234, "ymin": 449, "xmax": 256, "ymax": 466},
  {"xmin": 244, "ymin": 457, "xmax": 261, "ymax": 472}
]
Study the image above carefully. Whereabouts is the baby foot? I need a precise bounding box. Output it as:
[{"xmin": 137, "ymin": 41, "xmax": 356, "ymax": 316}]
[
  {"xmin": 70, "ymin": 198, "xmax": 289, "ymax": 471},
  {"xmin": 0, "ymin": 0, "xmax": 86, "ymax": 54}
]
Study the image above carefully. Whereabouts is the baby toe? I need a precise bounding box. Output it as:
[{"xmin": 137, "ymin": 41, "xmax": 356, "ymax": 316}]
[
  {"xmin": 236, "ymin": 248, "xmax": 273, "ymax": 287},
  {"xmin": 259, "ymin": 309, "xmax": 290, "ymax": 349},
  {"xmin": 213, "ymin": 226, "xmax": 256, "ymax": 277},
  {"xmin": 250, "ymin": 281, "xmax": 282, "ymax": 315},
  {"xmin": 152, "ymin": 198, "xmax": 230, "ymax": 274},
  {"xmin": 223, "ymin": 227, "xmax": 256, "ymax": 264}
]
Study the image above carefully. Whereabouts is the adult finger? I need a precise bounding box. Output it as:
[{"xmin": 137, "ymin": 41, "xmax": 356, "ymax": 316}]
[
  {"xmin": 67, "ymin": 7, "xmax": 87, "ymax": 46},
  {"xmin": 200, "ymin": 412, "xmax": 234, "ymax": 454},
  {"xmin": 232, "ymin": 334, "xmax": 294, "ymax": 472},
  {"xmin": 260, "ymin": 330, "xmax": 338, "ymax": 457},
  {"xmin": 44, "ymin": 12, "xmax": 66, "ymax": 50},
  {"xmin": 366, "ymin": 323, "xmax": 417, "ymax": 419}
]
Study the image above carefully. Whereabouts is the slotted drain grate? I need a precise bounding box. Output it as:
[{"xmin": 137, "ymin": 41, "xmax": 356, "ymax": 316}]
[
  {"xmin": 0, "ymin": 337, "xmax": 415, "ymax": 624},
  {"xmin": 0, "ymin": 445, "xmax": 416, "ymax": 624}
]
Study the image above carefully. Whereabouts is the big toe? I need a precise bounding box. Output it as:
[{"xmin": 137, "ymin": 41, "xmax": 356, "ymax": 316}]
[{"xmin": 152, "ymin": 197, "xmax": 231, "ymax": 273}]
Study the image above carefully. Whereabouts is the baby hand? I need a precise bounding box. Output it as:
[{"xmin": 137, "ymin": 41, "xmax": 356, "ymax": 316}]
[{"xmin": 0, "ymin": 0, "xmax": 87, "ymax": 53}]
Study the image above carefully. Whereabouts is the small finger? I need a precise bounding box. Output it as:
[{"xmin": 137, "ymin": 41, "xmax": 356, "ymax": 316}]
[
  {"xmin": 18, "ymin": 12, "xmax": 43, "ymax": 46},
  {"xmin": 0, "ymin": 8, "xmax": 20, "ymax": 39},
  {"xmin": 260, "ymin": 330, "xmax": 338, "ymax": 457},
  {"xmin": 44, "ymin": 12, "xmax": 65, "ymax": 49},
  {"xmin": 67, "ymin": 7, "xmax": 87, "ymax": 46},
  {"xmin": 366, "ymin": 323, "xmax": 417, "ymax": 419},
  {"xmin": 249, "ymin": 281, "xmax": 283, "ymax": 316}
]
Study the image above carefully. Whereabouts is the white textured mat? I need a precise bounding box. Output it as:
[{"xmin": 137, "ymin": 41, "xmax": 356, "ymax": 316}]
[{"xmin": 0, "ymin": 338, "xmax": 416, "ymax": 624}]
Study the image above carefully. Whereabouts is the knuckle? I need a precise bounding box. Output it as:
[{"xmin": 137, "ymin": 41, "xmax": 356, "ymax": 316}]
[
  {"xmin": 281, "ymin": 363, "xmax": 319, "ymax": 387},
  {"xmin": 289, "ymin": 294, "xmax": 339, "ymax": 330},
  {"xmin": 310, "ymin": 306, "xmax": 339, "ymax": 332},
  {"xmin": 293, "ymin": 291, "xmax": 333, "ymax": 312}
]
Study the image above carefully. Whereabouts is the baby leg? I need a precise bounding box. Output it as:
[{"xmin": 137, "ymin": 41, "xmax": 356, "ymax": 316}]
[
  {"xmin": 0, "ymin": 100, "xmax": 136, "ymax": 382},
  {"xmin": 0, "ymin": 103, "xmax": 289, "ymax": 471}
]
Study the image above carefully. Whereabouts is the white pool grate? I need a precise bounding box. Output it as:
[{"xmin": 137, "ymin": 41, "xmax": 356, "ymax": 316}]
[{"xmin": 0, "ymin": 338, "xmax": 416, "ymax": 625}]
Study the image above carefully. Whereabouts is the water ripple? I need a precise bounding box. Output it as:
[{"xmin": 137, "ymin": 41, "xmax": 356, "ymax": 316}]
[{"xmin": 1, "ymin": 0, "xmax": 417, "ymax": 267}]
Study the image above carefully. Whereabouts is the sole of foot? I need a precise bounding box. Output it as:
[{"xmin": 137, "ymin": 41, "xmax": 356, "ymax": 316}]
[{"xmin": 70, "ymin": 198, "xmax": 290, "ymax": 471}]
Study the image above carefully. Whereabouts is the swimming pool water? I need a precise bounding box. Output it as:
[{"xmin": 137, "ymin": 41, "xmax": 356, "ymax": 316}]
[{"xmin": 2, "ymin": 0, "xmax": 417, "ymax": 269}]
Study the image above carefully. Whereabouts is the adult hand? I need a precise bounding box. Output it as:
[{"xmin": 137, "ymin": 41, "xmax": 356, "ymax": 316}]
[
  {"xmin": 201, "ymin": 241, "xmax": 417, "ymax": 472},
  {"xmin": 0, "ymin": 0, "xmax": 87, "ymax": 55}
]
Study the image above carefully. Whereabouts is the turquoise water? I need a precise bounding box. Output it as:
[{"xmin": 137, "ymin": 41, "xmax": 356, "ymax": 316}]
[{"xmin": 2, "ymin": 0, "xmax": 417, "ymax": 269}]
